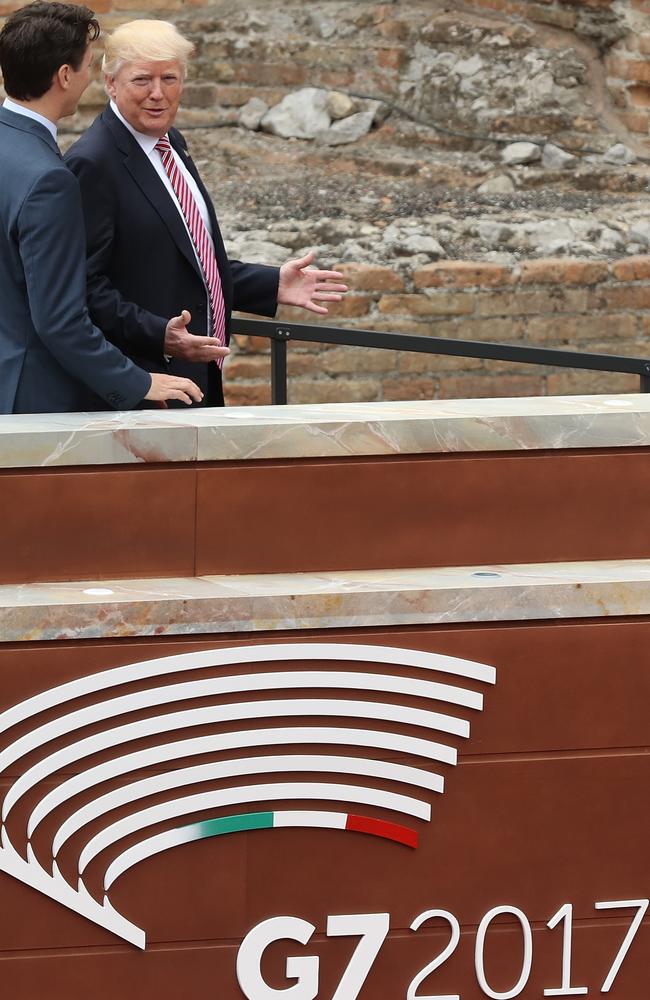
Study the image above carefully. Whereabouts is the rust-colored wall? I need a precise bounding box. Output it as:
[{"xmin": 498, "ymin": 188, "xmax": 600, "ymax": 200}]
[
  {"xmin": 0, "ymin": 620, "xmax": 647, "ymax": 997},
  {"xmin": 4, "ymin": 447, "xmax": 650, "ymax": 583}
]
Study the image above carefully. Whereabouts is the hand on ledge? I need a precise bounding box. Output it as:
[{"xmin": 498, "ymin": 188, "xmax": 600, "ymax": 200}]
[
  {"xmin": 144, "ymin": 372, "xmax": 204, "ymax": 406},
  {"xmin": 164, "ymin": 310, "xmax": 231, "ymax": 363},
  {"xmin": 278, "ymin": 250, "xmax": 348, "ymax": 315}
]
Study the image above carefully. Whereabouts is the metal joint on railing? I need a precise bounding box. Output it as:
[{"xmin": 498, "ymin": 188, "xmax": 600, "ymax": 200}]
[{"xmin": 270, "ymin": 327, "xmax": 291, "ymax": 341}]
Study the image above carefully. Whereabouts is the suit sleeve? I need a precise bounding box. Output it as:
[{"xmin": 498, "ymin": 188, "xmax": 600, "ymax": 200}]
[
  {"xmin": 17, "ymin": 166, "xmax": 151, "ymax": 409},
  {"xmin": 229, "ymin": 261, "xmax": 279, "ymax": 317},
  {"xmin": 65, "ymin": 150, "xmax": 168, "ymax": 359}
]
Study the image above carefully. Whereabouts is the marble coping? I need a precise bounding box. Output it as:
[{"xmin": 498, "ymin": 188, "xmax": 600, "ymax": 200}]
[
  {"xmin": 2, "ymin": 559, "xmax": 650, "ymax": 642},
  {"xmin": 2, "ymin": 394, "xmax": 650, "ymax": 468}
]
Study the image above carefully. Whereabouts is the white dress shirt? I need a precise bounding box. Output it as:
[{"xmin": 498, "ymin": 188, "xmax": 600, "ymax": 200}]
[{"xmin": 3, "ymin": 97, "xmax": 57, "ymax": 141}]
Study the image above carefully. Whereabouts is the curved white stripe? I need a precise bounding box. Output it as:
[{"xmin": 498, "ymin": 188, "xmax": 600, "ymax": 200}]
[
  {"xmin": 104, "ymin": 811, "xmax": 350, "ymax": 891},
  {"xmin": 0, "ymin": 837, "xmax": 145, "ymax": 949},
  {"xmin": 104, "ymin": 825, "xmax": 204, "ymax": 890},
  {"xmin": 29, "ymin": 728, "xmax": 452, "ymax": 836},
  {"xmin": 53, "ymin": 755, "xmax": 437, "ymax": 855},
  {"xmin": 0, "ymin": 669, "xmax": 479, "ymax": 778},
  {"xmin": 2, "ymin": 701, "xmax": 460, "ymax": 819},
  {"xmin": 3, "ymin": 698, "xmax": 468, "ymax": 819},
  {"xmin": 79, "ymin": 782, "xmax": 430, "ymax": 873},
  {"xmin": 0, "ymin": 642, "xmax": 495, "ymax": 736},
  {"xmin": 274, "ymin": 810, "xmax": 348, "ymax": 830}
]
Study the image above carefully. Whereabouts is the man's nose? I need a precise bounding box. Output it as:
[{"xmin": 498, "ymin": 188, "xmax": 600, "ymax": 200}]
[{"xmin": 150, "ymin": 79, "xmax": 164, "ymax": 99}]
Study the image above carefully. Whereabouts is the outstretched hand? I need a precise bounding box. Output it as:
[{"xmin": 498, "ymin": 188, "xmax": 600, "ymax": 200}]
[
  {"xmin": 164, "ymin": 310, "xmax": 230, "ymax": 363},
  {"xmin": 278, "ymin": 251, "xmax": 348, "ymax": 315}
]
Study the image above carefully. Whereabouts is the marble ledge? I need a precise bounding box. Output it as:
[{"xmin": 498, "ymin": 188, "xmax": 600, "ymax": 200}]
[
  {"xmin": 3, "ymin": 559, "xmax": 650, "ymax": 642},
  {"xmin": 2, "ymin": 394, "xmax": 650, "ymax": 468}
]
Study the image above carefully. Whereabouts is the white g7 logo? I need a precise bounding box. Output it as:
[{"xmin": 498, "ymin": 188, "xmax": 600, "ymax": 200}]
[{"xmin": 237, "ymin": 913, "xmax": 389, "ymax": 1000}]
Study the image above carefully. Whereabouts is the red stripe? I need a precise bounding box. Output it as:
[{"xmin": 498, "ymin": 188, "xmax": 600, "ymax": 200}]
[{"xmin": 345, "ymin": 814, "xmax": 418, "ymax": 849}]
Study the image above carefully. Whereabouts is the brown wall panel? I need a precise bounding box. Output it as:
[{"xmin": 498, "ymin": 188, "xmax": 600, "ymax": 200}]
[
  {"xmin": 0, "ymin": 620, "xmax": 646, "ymax": 761},
  {"xmin": 0, "ymin": 918, "xmax": 646, "ymax": 999},
  {"xmin": 0, "ymin": 467, "xmax": 196, "ymax": 583},
  {"xmin": 196, "ymin": 450, "xmax": 650, "ymax": 574},
  {"xmin": 3, "ymin": 447, "xmax": 650, "ymax": 582}
]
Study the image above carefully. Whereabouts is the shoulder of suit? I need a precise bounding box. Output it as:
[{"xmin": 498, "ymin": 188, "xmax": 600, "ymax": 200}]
[
  {"xmin": 0, "ymin": 133, "xmax": 67, "ymax": 192},
  {"xmin": 65, "ymin": 114, "xmax": 114, "ymax": 163}
]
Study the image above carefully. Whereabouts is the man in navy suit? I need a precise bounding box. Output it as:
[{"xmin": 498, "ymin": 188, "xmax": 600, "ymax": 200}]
[
  {"xmin": 0, "ymin": 2, "xmax": 205, "ymax": 413},
  {"xmin": 66, "ymin": 19, "xmax": 348, "ymax": 406}
]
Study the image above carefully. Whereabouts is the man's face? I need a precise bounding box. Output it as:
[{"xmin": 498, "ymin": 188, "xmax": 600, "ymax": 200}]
[
  {"xmin": 61, "ymin": 43, "xmax": 94, "ymax": 117},
  {"xmin": 106, "ymin": 59, "xmax": 184, "ymax": 137}
]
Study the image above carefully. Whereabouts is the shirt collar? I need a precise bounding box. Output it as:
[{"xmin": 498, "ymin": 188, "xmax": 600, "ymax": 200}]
[
  {"xmin": 3, "ymin": 97, "xmax": 57, "ymax": 140},
  {"xmin": 110, "ymin": 100, "xmax": 161, "ymax": 156}
]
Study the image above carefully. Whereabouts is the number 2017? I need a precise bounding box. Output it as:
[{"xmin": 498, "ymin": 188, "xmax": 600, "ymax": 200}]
[{"xmin": 236, "ymin": 898, "xmax": 648, "ymax": 999}]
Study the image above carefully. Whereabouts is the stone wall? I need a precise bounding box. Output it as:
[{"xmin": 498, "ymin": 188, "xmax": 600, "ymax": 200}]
[
  {"xmin": 2, "ymin": 0, "xmax": 649, "ymax": 149},
  {"xmin": 1, "ymin": 0, "xmax": 649, "ymax": 406},
  {"xmin": 226, "ymin": 254, "xmax": 650, "ymax": 404}
]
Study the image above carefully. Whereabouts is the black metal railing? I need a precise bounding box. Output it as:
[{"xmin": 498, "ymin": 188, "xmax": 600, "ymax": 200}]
[{"xmin": 230, "ymin": 317, "xmax": 650, "ymax": 404}]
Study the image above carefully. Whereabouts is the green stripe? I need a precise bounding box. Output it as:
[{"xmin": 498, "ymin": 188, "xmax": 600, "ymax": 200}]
[{"xmin": 196, "ymin": 812, "xmax": 274, "ymax": 838}]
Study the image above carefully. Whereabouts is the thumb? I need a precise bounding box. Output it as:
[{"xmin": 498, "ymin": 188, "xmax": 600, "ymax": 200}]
[
  {"xmin": 169, "ymin": 309, "xmax": 191, "ymax": 329},
  {"xmin": 292, "ymin": 250, "xmax": 315, "ymax": 270}
]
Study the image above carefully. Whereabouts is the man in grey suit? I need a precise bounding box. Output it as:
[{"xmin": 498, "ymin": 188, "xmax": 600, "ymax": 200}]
[{"xmin": 0, "ymin": 1, "xmax": 209, "ymax": 413}]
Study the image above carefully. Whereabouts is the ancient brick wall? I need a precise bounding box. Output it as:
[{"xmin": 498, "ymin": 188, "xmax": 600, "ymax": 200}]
[
  {"xmin": 2, "ymin": 0, "xmax": 648, "ymax": 146},
  {"xmin": 227, "ymin": 255, "xmax": 650, "ymax": 404},
  {"xmin": 1, "ymin": 0, "xmax": 649, "ymax": 405}
]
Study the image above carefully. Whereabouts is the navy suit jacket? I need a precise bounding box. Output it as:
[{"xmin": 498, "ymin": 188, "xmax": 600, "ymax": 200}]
[
  {"xmin": 65, "ymin": 106, "xmax": 279, "ymax": 405},
  {"xmin": 0, "ymin": 107, "xmax": 150, "ymax": 413}
]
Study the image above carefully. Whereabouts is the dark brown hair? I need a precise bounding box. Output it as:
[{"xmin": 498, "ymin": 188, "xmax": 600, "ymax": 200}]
[{"xmin": 0, "ymin": 2, "xmax": 99, "ymax": 100}]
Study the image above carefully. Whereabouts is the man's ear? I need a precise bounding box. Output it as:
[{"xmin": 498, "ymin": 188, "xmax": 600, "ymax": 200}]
[
  {"xmin": 56, "ymin": 63, "xmax": 73, "ymax": 92},
  {"xmin": 105, "ymin": 74, "xmax": 117, "ymax": 100}
]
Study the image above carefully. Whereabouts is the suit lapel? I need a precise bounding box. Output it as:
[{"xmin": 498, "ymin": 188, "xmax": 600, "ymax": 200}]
[{"xmin": 102, "ymin": 108, "xmax": 202, "ymax": 281}]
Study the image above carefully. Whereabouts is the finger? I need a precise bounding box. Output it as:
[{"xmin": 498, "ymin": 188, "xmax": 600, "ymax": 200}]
[
  {"xmin": 315, "ymin": 282, "xmax": 348, "ymax": 292},
  {"xmin": 189, "ymin": 336, "xmax": 229, "ymax": 350},
  {"xmin": 303, "ymin": 302, "xmax": 329, "ymax": 315},
  {"xmin": 170, "ymin": 379, "xmax": 203, "ymax": 403},
  {"xmin": 289, "ymin": 250, "xmax": 316, "ymax": 269},
  {"xmin": 190, "ymin": 345, "xmax": 230, "ymax": 362},
  {"xmin": 181, "ymin": 309, "xmax": 192, "ymax": 325},
  {"xmin": 312, "ymin": 292, "xmax": 344, "ymax": 302},
  {"xmin": 311, "ymin": 270, "xmax": 345, "ymax": 281}
]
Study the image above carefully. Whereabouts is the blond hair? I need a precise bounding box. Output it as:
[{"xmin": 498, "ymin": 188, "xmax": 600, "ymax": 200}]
[{"xmin": 102, "ymin": 20, "xmax": 194, "ymax": 77}]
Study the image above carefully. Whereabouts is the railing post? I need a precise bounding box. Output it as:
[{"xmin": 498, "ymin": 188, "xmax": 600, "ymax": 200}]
[
  {"xmin": 640, "ymin": 364, "xmax": 650, "ymax": 393},
  {"xmin": 270, "ymin": 327, "xmax": 290, "ymax": 405}
]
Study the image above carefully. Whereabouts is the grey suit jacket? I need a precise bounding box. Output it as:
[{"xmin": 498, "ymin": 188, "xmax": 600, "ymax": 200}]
[{"xmin": 0, "ymin": 107, "xmax": 151, "ymax": 413}]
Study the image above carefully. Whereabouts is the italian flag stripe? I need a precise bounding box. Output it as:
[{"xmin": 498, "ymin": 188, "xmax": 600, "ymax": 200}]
[
  {"xmin": 198, "ymin": 812, "xmax": 273, "ymax": 837},
  {"xmin": 188, "ymin": 810, "xmax": 417, "ymax": 848},
  {"xmin": 346, "ymin": 814, "xmax": 419, "ymax": 848}
]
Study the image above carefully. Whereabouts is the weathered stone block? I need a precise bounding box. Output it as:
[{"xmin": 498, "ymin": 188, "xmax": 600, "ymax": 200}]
[
  {"xmin": 415, "ymin": 263, "xmax": 512, "ymax": 288},
  {"xmin": 520, "ymin": 259, "xmax": 609, "ymax": 285}
]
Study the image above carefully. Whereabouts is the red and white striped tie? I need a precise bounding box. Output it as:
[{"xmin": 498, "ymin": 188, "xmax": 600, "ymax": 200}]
[{"xmin": 155, "ymin": 134, "xmax": 226, "ymax": 366}]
